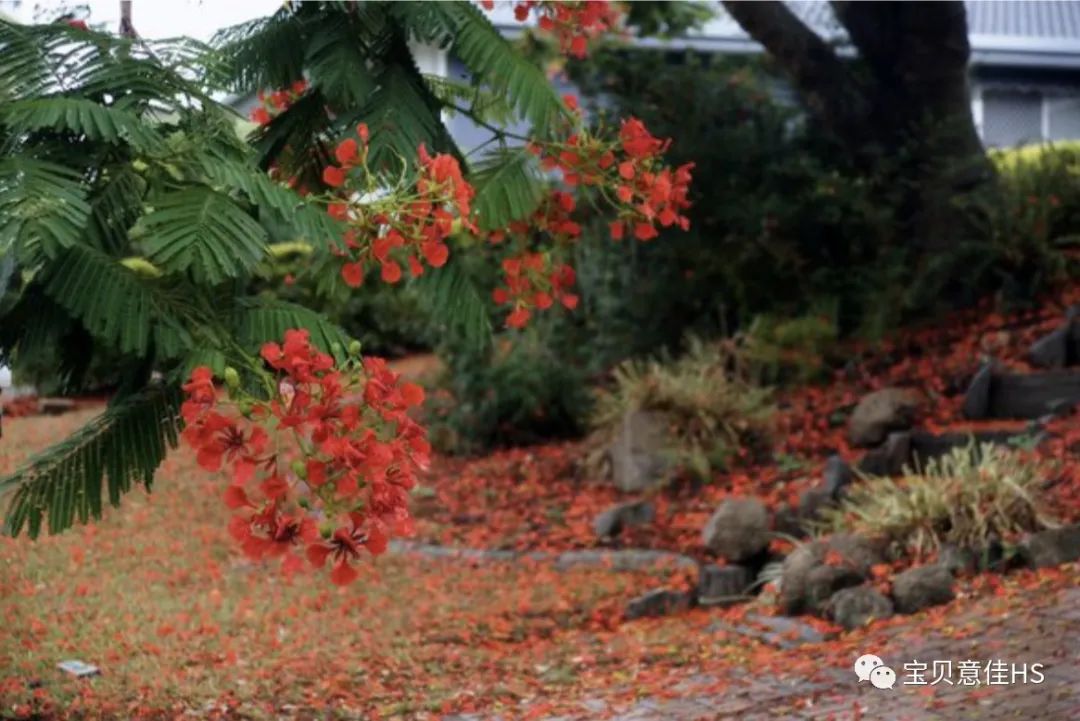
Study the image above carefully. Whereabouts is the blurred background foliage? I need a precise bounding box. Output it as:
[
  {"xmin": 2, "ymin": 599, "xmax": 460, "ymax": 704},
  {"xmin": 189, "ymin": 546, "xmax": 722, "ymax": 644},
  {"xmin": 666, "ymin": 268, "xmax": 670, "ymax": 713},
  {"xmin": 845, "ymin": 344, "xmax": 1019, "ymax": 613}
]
[
  {"xmin": 22, "ymin": 22, "xmax": 1071, "ymax": 453},
  {"xmin": 436, "ymin": 48, "xmax": 1079, "ymax": 453},
  {"xmin": 229, "ymin": 45, "xmax": 1080, "ymax": 455}
]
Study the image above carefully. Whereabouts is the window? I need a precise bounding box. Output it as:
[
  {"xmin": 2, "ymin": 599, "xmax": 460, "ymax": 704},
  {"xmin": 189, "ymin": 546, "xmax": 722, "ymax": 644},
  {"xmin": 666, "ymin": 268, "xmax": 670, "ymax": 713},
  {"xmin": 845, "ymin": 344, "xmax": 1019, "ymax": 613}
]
[
  {"xmin": 982, "ymin": 89, "xmax": 1044, "ymax": 148},
  {"xmin": 1048, "ymin": 96, "xmax": 1080, "ymax": 142}
]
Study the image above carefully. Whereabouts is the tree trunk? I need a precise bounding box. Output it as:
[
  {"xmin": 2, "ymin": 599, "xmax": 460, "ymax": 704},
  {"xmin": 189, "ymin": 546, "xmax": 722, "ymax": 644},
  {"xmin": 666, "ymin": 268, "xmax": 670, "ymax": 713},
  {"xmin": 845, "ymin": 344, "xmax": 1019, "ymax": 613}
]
[
  {"xmin": 119, "ymin": 1, "xmax": 137, "ymax": 38},
  {"xmin": 722, "ymin": 0, "xmax": 995, "ymax": 252}
]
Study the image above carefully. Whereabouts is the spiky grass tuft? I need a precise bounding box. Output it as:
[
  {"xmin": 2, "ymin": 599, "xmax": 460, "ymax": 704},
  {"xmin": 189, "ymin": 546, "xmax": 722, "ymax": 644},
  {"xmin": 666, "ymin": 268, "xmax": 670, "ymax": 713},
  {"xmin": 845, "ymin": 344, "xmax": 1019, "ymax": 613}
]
[{"xmin": 817, "ymin": 442, "xmax": 1057, "ymax": 559}]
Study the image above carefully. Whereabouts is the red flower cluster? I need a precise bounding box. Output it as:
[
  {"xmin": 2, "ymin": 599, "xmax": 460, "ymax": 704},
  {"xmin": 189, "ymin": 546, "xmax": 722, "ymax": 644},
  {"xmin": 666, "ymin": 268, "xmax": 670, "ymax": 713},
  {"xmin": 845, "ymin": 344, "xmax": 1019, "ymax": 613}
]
[
  {"xmin": 181, "ymin": 330, "xmax": 430, "ymax": 586},
  {"xmin": 531, "ymin": 111, "xmax": 694, "ymax": 241},
  {"xmin": 491, "ymin": 253, "xmax": 578, "ymax": 328},
  {"xmin": 493, "ymin": 0, "xmax": 622, "ymax": 58},
  {"xmin": 322, "ymin": 125, "xmax": 476, "ymax": 288},
  {"xmin": 250, "ymin": 80, "xmax": 308, "ymax": 125},
  {"xmin": 483, "ymin": 191, "xmax": 583, "ymax": 327},
  {"xmin": 306, "ymin": 79, "xmax": 689, "ymax": 333},
  {"xmin": 476, "ymin": 112, "xmax": 693, "ymax": 328}
]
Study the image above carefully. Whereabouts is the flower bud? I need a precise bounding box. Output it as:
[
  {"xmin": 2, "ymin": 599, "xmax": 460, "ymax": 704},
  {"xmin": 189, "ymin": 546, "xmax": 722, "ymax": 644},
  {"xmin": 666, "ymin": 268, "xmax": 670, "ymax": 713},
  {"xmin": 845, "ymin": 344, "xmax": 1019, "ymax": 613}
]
[
  {"xmin": 291, "ymin": 459, "xmax": 307, "ymax": 479},
  {"xmin": 223, "ymin": 367, "xmax": 241, "ymax": 390},
  {"xmin": 297, "ymin": 496, "xmax": 311, "ymax": 510},
  {"xmin": 238, "ymin": 401, "xmax": 253, "ymax": 418},
  {"xmin": 348, "ymin": 340, "xmax": 362, "ymax": 357},
  {"xmin": 319, "ymin": 522, "xmax": 334, "ymax": 540}
]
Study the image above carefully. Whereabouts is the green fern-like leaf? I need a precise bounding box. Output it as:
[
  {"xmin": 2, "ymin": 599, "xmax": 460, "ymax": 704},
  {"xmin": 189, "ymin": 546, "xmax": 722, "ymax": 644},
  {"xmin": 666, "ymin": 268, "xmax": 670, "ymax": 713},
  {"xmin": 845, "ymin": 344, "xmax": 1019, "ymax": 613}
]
[
  {"xmin": 84, "ymin": 166, "xmax": 146, "ymax": 255},
  {"xmin": 303, "ymin": 7, "xmax": 381, "ymax": 109},
  {"xmin": 424, "ymin": 74, "xmax": 518, "ymax": 129},
  {"xmin": 471, "ymin": 148, "xmax": 546, "ymax": 231},
  {"xmin": 41, "ymin": 244, "xmax": 192, "ymax": 358},
  {"xmin": 396, "ymin": 1, "xmax": 568, "ymax": 137},
  {"xmin": 413, "ymin": 259, "xmax": 492, "ymax": 351},
  {"xmin": 229, "ymin": 297, "xmax": 354, "ymax": 362},
  {"xmin": 211, "ymin": 10, "xmax": 308, "ymax": 94},
  {"xmin": 0, "ymin": 20, "xmax": 216, "ymax": 111},
  {"xmin": 1, "ymin": 384, "xmax": 182, "ymax": 539},
  {"xmin": 350, "ymin": 34, "xmax": 461, "ymax": 171},
  {"xmin": 246, "ymin": 87, "xmax": 334, "ymax": 178},
  {"xmin": 0, "ymin": 157, "xmax": 91, "ymax": 261},
  {"xmin": 2, "ymin": 97, "xmax": 167, "ymax": 154},
  {"xmin": 196, "ymin": 155, "xmax": 343, "ymax": 251},
  {"xmin": 134, "ymin": 186, "xmax": 268, "ymax": 284}
]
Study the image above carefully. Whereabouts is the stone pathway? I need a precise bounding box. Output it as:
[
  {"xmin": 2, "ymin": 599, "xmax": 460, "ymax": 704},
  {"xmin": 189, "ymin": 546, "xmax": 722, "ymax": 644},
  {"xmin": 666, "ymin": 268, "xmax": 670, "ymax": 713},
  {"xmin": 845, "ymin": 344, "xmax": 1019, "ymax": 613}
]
[{"xmin": 462, "ymin": 585, "xmax": 1080, "ymax": 721}]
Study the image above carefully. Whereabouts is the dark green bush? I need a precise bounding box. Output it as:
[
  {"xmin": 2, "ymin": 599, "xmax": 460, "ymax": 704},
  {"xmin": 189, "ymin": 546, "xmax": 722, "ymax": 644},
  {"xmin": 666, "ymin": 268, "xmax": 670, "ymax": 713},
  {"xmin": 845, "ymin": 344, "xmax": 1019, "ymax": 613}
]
[
  {"xmin": 568, "ymin": 50, "xmax": 1077, "ymax": 346},
  {"xmin": 427, "ymin": 323, "xmax": 592, "ymax": 454},
  {"xmin": 248, "ymin": 243, "xmax": 436, "ymax": 358},
  {"xmin": 567, "ymin": 51, "xmax": 901, "ymax": 349}
]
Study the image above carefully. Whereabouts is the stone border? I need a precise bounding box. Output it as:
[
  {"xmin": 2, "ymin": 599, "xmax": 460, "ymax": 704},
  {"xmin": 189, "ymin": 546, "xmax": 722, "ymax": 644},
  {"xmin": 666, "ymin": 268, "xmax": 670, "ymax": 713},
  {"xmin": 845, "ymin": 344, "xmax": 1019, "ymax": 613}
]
[{"xmin": 388, "ymin": 540, "xmax": 699, "ymax": 572}]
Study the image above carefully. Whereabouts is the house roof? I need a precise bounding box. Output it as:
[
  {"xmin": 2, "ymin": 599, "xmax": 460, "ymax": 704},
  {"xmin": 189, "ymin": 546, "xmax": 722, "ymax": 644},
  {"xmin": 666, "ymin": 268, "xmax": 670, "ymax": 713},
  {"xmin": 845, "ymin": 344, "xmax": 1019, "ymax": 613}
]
[
  {"xmin": 489, "ymin": 1, "xmax": 1080, "ymax": 70},
  {"xmin": 966, "ymin": 1, "xmax": 1080, "ymax": 69}
]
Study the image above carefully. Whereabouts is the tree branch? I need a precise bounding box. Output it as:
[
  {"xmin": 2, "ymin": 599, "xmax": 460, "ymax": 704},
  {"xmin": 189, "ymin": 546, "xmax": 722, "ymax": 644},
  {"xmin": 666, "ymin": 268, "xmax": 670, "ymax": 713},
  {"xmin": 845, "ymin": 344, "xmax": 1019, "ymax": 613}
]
[
  {"xmin": 119, "ymin": 0, "xmax": 137, "ymax": 38},
  {"xmin": 720, "ymin": 0, "xmax": 869, "ymax": 143},
  {"xmin": 829, "ymin": 1, "xmax": 900, "ymax": 78}
]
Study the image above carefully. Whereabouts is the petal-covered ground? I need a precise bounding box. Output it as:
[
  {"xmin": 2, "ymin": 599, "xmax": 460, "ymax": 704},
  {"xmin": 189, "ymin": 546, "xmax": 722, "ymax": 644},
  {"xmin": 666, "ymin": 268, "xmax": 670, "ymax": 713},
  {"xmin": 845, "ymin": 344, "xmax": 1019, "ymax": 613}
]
[
  {"xmin": 415, "ymin": 291, "xmax": 1080, "ymax": 556},
  {"xmin": 2, "ymin": 291, "xmax": 1080, "ymax": 719}
]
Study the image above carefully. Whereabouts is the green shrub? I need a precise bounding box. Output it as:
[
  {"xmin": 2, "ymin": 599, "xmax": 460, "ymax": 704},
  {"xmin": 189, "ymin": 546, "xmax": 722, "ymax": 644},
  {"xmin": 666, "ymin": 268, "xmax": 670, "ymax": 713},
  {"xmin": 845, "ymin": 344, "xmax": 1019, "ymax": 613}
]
[
  {"xmin": 427, "ymin": 326, "xmax": 592, "ymax": 454},
  {"xmin": 951, "ymin": 143, "xmax": 1080, "ymax": 305},
  {"xmin": 816, "ymin": 443, "xmax": 1057, "ymax": 559},
  {"xmin": 248, "ymin": 242, "xmax": 436, "ymax": 358},
  {"xmin": 591, "ymin": 336, "xmax": 774, "ymax": 476},
  {"xmin": 567, "ymin": 50, "xmax": 1080, "ymax": 350},
  {"xmin": 742, "ymin": 310, "xmax": 839, "ymax": 385},
  {"xmin": 568, "ymin": 51, "xmax": 903, "ymax": 349}
]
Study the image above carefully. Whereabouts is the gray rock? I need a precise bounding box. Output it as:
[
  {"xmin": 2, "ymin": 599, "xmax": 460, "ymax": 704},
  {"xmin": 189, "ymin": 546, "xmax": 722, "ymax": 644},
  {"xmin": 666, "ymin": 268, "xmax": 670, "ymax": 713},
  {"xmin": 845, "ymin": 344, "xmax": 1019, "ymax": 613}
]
[
  {"xmin": 826, "ymin": 585, "xmax": 894, "ymax": 630},
  {"xmin": 847, "ymin": 388, "xmax": 919, "ymax": 447},
  {"xmin": 822, "ymin": 455, "xmax": 854, "ymax": 498},
  {"xmin": 978, "ymin": 535, "xmax": 1008, "ymax": 573},
  {"xmin": 962, "ymin": 361, "xmax": 995, "ymax": 420},
  {"xmin": 892, "ymin": 564, "xmax": 955, "ymax": 614},
  {"xmin": 779, "ymin": 533, "xmax": 882, "ymax": 616},
  {"xmin": 552, "ymin": 549, "xmax": 698, "ymax": 572},
  {"xmin": 1018, "ymin": 525, "xmax": 1080, "ymax": 569},
  {"xmin": 772, "ymin": 502, "xmax": 807, "ymax": 539},
  {"xmin": 610, "ymin": 410, "xmax": 673, "ymax": 492},
  {"xmin": 938, "ymin": 543, "xmax": 978, "ymax": 576},
  {"xmin": 624, "ymin": 588, "xmax": 693, "ymax": 620},
  {"xmin": 857, "ymin": 430, "xmax": 912, "ymax": 477},
  {"xmin": 909, "ymin": 428, "xmax": 1040, "ymax": 466},
  {"xmin": 593, "ymin": 500, "xmax": 655, "ymax": 539},
  {"xmin": 797, "ymin": 486, "xmax": 833, "ymax": 525},
  {"xmin": 779, "ymin": 541, "xmax": 825, "ymax": 614},
  {"xmin": 828, "ymin": 533, "xmax": 884, "ymax": 576},
  {"xmin": 702, "ymin": 497, "xmax": 770, "ymax": 562},
  {"xmin": 389, "ymin": 541, "xmax": 699, "ymax": 573},
  {"xmin": 1029, "ymin": 325, "xmax": 1070, "ymax": 369},
  {"xmin": 804, "ymin": 564, "xmax": 864, "ymax": 612},
  {"xmin": 981, "ymin": 370, "xmax": 1080, "ymax": 419},
  {"xmin": 697, "ymin": 564, "xmax": 752, "ymax": 606}
]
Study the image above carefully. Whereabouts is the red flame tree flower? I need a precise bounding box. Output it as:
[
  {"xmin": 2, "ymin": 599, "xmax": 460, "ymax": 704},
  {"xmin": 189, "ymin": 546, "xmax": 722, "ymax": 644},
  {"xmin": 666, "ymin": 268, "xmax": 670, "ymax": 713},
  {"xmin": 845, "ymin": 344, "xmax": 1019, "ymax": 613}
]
[{"xmin": 181, "ymin": 332, "xmax": 429, "ymax": 585}]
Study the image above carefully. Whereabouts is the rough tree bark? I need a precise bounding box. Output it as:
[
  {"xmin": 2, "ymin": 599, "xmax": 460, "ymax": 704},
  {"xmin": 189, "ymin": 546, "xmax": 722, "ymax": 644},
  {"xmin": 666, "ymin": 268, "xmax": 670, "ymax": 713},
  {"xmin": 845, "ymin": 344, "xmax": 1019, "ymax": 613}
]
[{"xmin": 722, "ymin": 0, "xmax": 994, "ymax": 252}]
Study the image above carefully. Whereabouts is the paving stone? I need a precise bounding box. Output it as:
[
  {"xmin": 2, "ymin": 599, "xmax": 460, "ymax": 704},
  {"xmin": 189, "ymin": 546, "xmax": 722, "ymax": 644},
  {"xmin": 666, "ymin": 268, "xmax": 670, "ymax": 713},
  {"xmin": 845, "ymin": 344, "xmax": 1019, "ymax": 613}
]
[
  {"xmin": 624, "ymin": 588, "xmax": 693, "ymax": 620},
  {"xmin": 524, "ymin": 585, "xmax": 1080, "ymax": 721}
]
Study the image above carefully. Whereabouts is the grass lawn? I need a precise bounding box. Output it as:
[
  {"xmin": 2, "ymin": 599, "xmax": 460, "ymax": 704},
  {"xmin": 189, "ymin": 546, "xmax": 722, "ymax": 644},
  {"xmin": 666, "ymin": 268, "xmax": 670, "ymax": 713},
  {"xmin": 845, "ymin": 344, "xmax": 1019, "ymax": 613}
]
[{"xmin": 0, "ymin": 409, "xmax": 725, "ymax": 720}]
